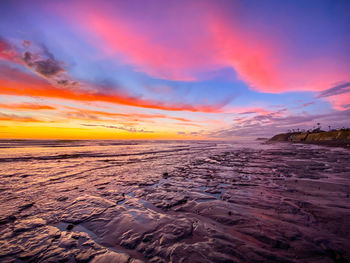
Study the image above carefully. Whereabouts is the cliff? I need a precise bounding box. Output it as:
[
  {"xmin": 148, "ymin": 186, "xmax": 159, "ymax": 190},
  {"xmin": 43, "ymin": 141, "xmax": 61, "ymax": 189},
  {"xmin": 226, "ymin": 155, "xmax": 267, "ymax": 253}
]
[{"xmin": 268, "ymin": 130, "xmax": 350, "ymax": 148}]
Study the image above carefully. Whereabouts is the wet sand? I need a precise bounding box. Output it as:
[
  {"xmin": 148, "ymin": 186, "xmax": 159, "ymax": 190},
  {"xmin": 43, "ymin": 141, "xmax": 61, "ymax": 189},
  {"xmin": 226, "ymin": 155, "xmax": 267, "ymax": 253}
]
[{"xmin": 0, "ymin": 140, "xmax": 349, "ymax": 262}]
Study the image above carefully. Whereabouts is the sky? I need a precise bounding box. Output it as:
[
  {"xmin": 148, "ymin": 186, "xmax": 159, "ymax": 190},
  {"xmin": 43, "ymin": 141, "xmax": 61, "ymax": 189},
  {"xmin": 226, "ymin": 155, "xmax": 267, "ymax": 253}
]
[{"xmin": 0, "ymin": 0, "xmax": 349, "ymax": 140}]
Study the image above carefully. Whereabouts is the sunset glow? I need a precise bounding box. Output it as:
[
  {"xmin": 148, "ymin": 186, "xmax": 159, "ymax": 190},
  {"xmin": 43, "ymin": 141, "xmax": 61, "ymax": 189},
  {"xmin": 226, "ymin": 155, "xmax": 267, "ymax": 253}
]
[
  {"xmin": 1, "ymin": 2, "xmax": 350, "ymax": 262},
  {"xmin": 0, "ymin": 0, "xmax": 349, "ymax": 139}
]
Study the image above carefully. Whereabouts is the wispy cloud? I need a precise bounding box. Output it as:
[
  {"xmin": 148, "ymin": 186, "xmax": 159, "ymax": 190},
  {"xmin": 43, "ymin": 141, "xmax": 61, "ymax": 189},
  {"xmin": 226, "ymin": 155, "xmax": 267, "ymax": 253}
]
[
  {"xmin": 81, "ymin": 123, "xmax": 154, "ymax": 133},
  {"xmin": 318, "ymin": 82, "xmax": 350, "ymax": 98},
  {"xmin": 63, "ymin": 107, "xmax": 193, "ymax": 122},
  {"xmin": 0, "ymin": 112, "xmax": 44, "ymax": 123},
  {"xmin": 211, "ymin": 109, "xmax": 350, "ymax": 138},
  {"xmin": 0, "ymin": 37, "xmax": 22, "ymax": 63},
  {"xmin": 317, "ymin": 82, "xmax": 350, "ymax": 111},
  {"xmin": 300, "ymin": 102, "xmax": 315, "ymax": 108},
  {"xmin": 0, "ymin": 103, "xmax": 55, "ymax": 110}
]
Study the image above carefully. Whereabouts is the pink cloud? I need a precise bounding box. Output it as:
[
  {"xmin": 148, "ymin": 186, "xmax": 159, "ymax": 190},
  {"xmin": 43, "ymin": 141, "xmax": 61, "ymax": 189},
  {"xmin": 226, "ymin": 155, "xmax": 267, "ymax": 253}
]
[
  {"xmin": 53, "ymin": 3, "xmax": 214, "ymax": 81},
  {"xmin": 326, "ymin": 93, "xmax": 350, "ymax": 111},
  {"xmin": 224, "ymin": 106, "xmax": 287, "ymax": 118},
  {"xmin": 317, "ymin": 82, "xmax": 350, "ymax": 111},
  {"xmin": 0, "ymin": 38, "xmax": 22, "ymax": 64},
  {"xmin": 49, "ymin": 1, "xmax": 349, "ymax": 94}
]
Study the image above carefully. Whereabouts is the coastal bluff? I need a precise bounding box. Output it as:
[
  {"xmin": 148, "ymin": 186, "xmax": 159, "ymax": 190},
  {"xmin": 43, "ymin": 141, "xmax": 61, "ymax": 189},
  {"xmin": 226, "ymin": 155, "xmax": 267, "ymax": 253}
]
[{"xmin": 268, "ymin": 129, "xmax": 350, "ymax": 148}]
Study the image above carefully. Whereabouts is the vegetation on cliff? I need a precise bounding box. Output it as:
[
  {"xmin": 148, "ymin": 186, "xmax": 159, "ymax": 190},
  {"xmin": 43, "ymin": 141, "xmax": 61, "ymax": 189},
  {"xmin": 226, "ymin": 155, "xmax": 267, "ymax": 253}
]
[{"xmin": 268, "ymin": 127, "xmax": 350, "ymax": 148}]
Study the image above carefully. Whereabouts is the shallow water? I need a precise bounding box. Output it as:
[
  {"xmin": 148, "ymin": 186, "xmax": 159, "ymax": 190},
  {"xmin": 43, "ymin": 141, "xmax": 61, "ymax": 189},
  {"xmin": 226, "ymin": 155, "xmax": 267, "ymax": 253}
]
[{"xmin": 0, "ymin": 140, "xmax": 349, "ymax": 262}]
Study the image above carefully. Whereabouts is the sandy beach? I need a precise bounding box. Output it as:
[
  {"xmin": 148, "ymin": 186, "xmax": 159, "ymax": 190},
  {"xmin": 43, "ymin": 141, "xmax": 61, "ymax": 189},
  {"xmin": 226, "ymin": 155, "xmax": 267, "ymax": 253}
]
[{"xmin": 0, "ymin": 140, "xmax": 349, "ymax": 262}]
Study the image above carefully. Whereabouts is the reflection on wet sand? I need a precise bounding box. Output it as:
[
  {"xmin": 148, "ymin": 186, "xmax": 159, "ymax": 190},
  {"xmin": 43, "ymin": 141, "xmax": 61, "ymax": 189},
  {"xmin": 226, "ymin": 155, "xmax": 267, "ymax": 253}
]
[{"xmin": 0, "ymin": 140, "xmax": 349, "ymax": 262}]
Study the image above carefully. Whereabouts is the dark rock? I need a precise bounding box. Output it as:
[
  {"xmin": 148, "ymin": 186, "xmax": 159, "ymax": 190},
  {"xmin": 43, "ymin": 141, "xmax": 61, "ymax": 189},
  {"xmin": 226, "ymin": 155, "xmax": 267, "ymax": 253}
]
[
  {"xmin": 66, "ymin": 224, "xmax": 74, "ymax": 231},
  {"xmin": 57, "ymin": 196, "xmax": 68, "ymax": 202},
  {"xmin": 19, "ymin": 202, "xmax": 34, "ymax": 211},
  {"xmin": 0, "ymin": 215, "xmax": 16, "ymax": 225},
  {"xmin": 142, "ymin": 233, "xmax": 153, "ymax": 243}
]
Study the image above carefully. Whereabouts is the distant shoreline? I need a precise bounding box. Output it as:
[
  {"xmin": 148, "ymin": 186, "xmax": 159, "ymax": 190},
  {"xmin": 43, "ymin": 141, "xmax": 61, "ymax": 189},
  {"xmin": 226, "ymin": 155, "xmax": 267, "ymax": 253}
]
[{"xmin": 267, "ymin": 129, "xmax": 350, "ymax": 149}]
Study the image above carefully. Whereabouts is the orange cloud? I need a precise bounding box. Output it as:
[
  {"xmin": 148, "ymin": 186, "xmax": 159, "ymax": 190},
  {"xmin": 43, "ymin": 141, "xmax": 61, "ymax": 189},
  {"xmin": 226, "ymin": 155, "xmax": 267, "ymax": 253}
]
[
  {"xmin": 0, "ymin": 103, "xmax": 55, "ymax": 110},
  {"xmin": 0, "ymin": 65, "xmax": 223, "ymax": 113},
  {"xmin": 65, "ymin": 108, "xmax": 194, "ymax": 122},
  {"xmin": 0, "ymin": 112, "xmax": 44, "ymax": 123}
]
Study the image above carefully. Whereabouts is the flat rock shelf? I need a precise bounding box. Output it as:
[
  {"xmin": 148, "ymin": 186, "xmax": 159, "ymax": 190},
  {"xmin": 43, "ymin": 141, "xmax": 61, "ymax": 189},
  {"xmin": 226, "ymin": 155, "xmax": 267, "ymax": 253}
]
[{"xmin": 0, "ymin": 140, "xmax": 349, "ymax": 262}]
